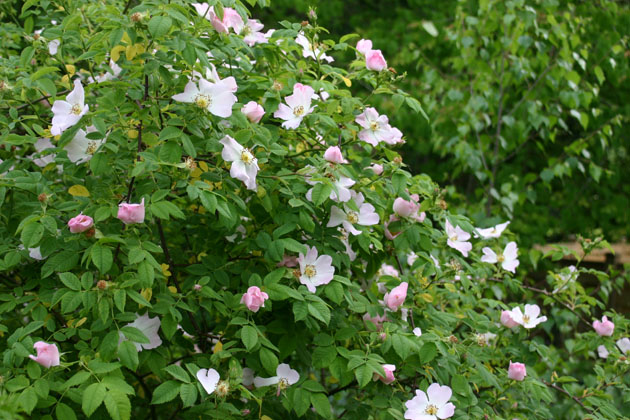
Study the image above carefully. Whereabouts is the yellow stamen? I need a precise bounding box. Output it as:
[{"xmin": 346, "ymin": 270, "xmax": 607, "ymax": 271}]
[{"xmin": 304, "ymin": 264, "xmax": 317, "ymax": 278}]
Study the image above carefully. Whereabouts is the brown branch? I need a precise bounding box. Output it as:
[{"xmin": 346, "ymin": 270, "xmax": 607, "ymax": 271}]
[{"xmin": 543, "ymin": 380, "xmax": 593, "ymax": 415}]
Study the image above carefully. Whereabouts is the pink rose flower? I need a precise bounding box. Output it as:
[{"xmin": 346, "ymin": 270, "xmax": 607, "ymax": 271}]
[
  {"xmin": 323, "ymin": 146, "xmax": 347, "ymax": 164},
  {"xmin": 240, "ymin": 286, "xmax": 269, "ymax": 312},
  {"xmin": 67, "ymin": 213, "xmax": 94, "ymax": 233},
  {"xmin": 500, "ymin": 310, "xmax": 519, "ymax": 328},
  {"xmin": 356, "ymin": 39, "xmax": 373, "ymax": 55},
  {"xmin": 508, "ymin": 361, "xmax": 526, "ymax": 381},
  {"xmin": 117, "ymin": 198, "xmax": 145, "ymax": 225},
  {"xmin": 29, "ymin": 341, "xmax": 60, "ymax": 368},
  {"xmin": 384, "ymin": 214, "xmax": 401, "ymax": 240},
  {"xmin": 592, "ymin": 315, "xmax": 614, "ymax": 337},
  {"xmin": 365, "ymin": 49, "xmax": 387, "ymax": 71},
  {"xmin": 276, "ymin": 254, "xmax": 298, "ymax": 268},
  {"xmin": 384, "ymin": 282, "xmax": 408, "ymax": 311},
  {"xmin": 373, "ymin": 364, "xmax": 396, "ymax": 385},
  {"xmin": 363, "ymin": 312, "xmax": 387, "ymax": 330},
  {"xmin": 242, "ymin": 101, "xmax": 265, "ymax": 123},
  {"xmin": 367, "ymin": 163, "xmax": 383, "ymax": 175}
]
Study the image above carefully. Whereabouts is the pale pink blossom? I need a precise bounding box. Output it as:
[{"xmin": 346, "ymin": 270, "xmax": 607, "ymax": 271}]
[
  {"xmin": 500, "ymin": 310, "xmax": 519, "ymax": 328},
  {"xmin": 367, "ymin": 163, "xmax": 383, "ymax": 175},
  {"xmin": 384, "ymin": 282, "xmax": 408, "ymax": 311},
  {"xmin": 306, "ymin": 175, "xmax": 355, "ymax": 203},
  {"xmin": 617, "ymin": 338, "xmax": 630, "ymax": 354},
  {"xmin": 592, "ymin": 316, "xmax": 614, "ymax": 336},
  {"xmin": 119, "ymin": 313, "xmax": 162, "ymax": 351},
  {"xmin": 356, "ymin": 108, "xmax": 403, "ymax": 146},
  {"xmin": 475, "ymin": 221, "xmax": 510, "ymax": 238},
  {"xmin": 295, "ymin": 33, "xmax": 334, "ymax": 63},
  {"xmin": 220, "ymin": 135, "xmax": 259, "ymax": 191},
  {"xmin": 327, "ymin": 192, "xmax": 379, "ymax": 235},
  {"xmin": 509, "ymin": 304, "xmax": 547, "ymax": 329},
  {"xmin": 51, "ymin": 79, "xmax": 88, "ymax": 136},
  {"xmin": 197, "ymin": 368, "xmax": 220, "ymax": 394},
  {"xmin": 64, "ymin": 127, "xmax": 105, "ymax": 164},
  {"xmin": 481, "ymin": 242, "xmax": 519, "ymax": 273},
  {"xmin": 117, "ymin": 198, "xmax": 145, "ymax": 224},
  {"xmin": 356, "ymin": 39, "xmax": 373, "ymax": 55},
  {"xmin": 88, "ymin": 59, "xmax": 122, "ymax": 84},
  {"xmin": 404, "ymin": 383, "xmax": 455, "ymax": 420},
  {"xmin": 242, "ymin": 101, "xmax": 265, "ymax": 123},
  {"xmin": 363, "ymin": 312, "xmax": 387, "ymax": 330},
  {"xmin": 445, "ymin": 220, "xmax": 472, "ymax": 257},
  {"xmin": 407, "ymin": 252, "xmax": 418, "ymax": 266},
  {"xmin": 48, "ymin": 39, "xmax": 60, "ymax": 55},
  {"xmin": 323, "ymin": 146, "xmax": 347, "ymax": 164},
  {"xmin": 192, "ymin": 3, "xmax": 243, "ymax": 33},
  {"xmin": 507, "ymin": 361, "xmax": 526, "ymax": 381},
  {"xmin": 393, "ymin": 194, "xmax": 425, "ymax": 222},
  {"xmin": 413, "ymin": 327, "xmax": 422, "ymax": 337},
  {"xmin": 172, "ymin": 75, "xmax": 238, "ymax": 118},
  {"xmin": 374, "ymin": 364, "xmax": 396, "ymax": 385},
  {"xmin": 29, "ymin": 341, "xmax": 60, "ymax": 368},
  {"xmin": 253, "ymin": 363, "xmax": 300, "ymax": 395},
  {"xmin": 384, "ymin": 214, "xmax": 401, "ymax": 240},
  {"xmin": 240, "ymin": 286, "xmax": 269, "ymax": 312},
  {"xmin": 32, "ymin": 138, "xmax": 55, "ymax": 167},
  {"xmin": 297, "ymin": 246, "xmax": 335, "ymax": 293},
  {"xmin": 338, "ymin": 228, "xmax": 356, "ymax": 261},
  {"xmin": 68, "ymin": 213, "xmax": 93, "ymax": 233},
  {"xmin": 274, "ymin": 83, "xmax": 315, "ymax": 129},
  {"xmin": 277, "ymin": 255, "xmax": 298, "ymax": 268},
  {"xmin": 242, "ymin": 367, "xmax": 255, "ymax": 387},
  {"xmin": 366, "ymin": 49, "xmax": 387, "ymax": 71},
  {"xmin": 597, "ymin": 345, "xmax": 609, "ymax": 359},
  {"xmin": 379, "ymin": 264, "xmax": 399, "ymax": 278},
  {"xmin": 241, "ymin": 19, "xmax": 268, "ymax": 46}
]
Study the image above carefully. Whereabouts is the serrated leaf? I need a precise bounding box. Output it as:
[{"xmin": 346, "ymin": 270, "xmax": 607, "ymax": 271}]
[
  {"xmin": 180, "ymin": 383, "xmax": 197, "ymax": 407},
  {"xmin": 68, "ymin": 185, "xmax": 90, "ymax": 197},
  {"xmin": 148, "ymin": 16, "xmax": 172, "ymax": 38},
  {"xmin": 151, "ymin": 381, "xmax": 180, "ymax": 405},
  {"xmin": 164, "ymin": 365, "xmax": 190, "ymax": 383},
  {"xmin": 91, "ymin": 244, "xmax": 113, "ymax": 273},
  {"xmin": 104, "ymin": 391, "xmax": 131, "ymax": 420},
  {"xmin": 59, "ymin": 272, "xmax": 81, "ymax": 291},
  {"xmin": 241, "ymin": 325, "xmax": 258, "ymax": 351},
  {"xmin": 56, "ymin": 402, "xmax": 77, "ymax": 420},
  {"xmin": 82, "ymin": 382, "xmax": 106, "ymax": 417}
]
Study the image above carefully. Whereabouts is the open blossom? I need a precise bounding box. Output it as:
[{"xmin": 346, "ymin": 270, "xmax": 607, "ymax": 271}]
[
  {"xmin": 407, "ymin": 251, "xmax": 418, "ymax": 266},
  {"xmin": 445, "ymin": 220, "xmax": 472, "ymax": 257},
  {"xmin": 120, "ymin": 313, "xmax": 162, "ymax": 351},
  {"xmin": 88, "ymin": 59, "xmax": 122, "ymax": 84},
  {"xmin": 242, "ymin": 101, "xmax": 265, "ymax": 123},
  {"xmin": 297, "ymin": 246, "xmax": 335, "ymax": 293},
  {"xmin": 356, "ymin": 107, "xmax": 403, "ymax": 146},
  {"xmin": 597, "ymin": 345, "xmax": 609, "ymax": 359},
  {"xmin": 374, "ymin": 364, "xmax": 396, "ymax": 384},
  {"xmin": 32, "ymin": 138, "xmax": 56, "ymax": 167},
  {"xmin": 592, "ymin": 316, "xmax": 615, "ymax": 336},
  {"xmin": 67, "ymin": 213, "xmax": 93, "ymax": 233},
  {"xmin": 48, "ymin": 39, "xmax": 60, "ymax": 55},
  {"xmin": 240, "ymin": 286, "xmax": 269, "ymax": 312},
  {"xmin": 197, "ymin": 368, "xmax": 220, "ymax": 394},
  {"xmin": 475, "ymin": 221, "xmax": 510, "ymax": 238},
  {"xmin": 338, "ymin": 228, "xmax": 356, "ymax": 261},
  {"xmin": 29, "ymin": 341, "xmax": 60, "ymax": 368},
  {"xmin": 51, "ymin": 79, "xmax": 89, "ymax": 136},
  {"xmin": 274, "ymin": 83, "xmax": 315, "ymax": 129},
  {"xmin": 306, "ymin": 175, "xmax": 355, "ymax": 203},
  {"xmin": 356, "ymin": 39, "xmax": 373, "ymax": 54},
  {"xmin": 508, "ymin": 361, "xmax": 527, "ymax": 381},
  {"xmin": 509, "ymin": 304, "xmax": 547, "ymax": 329},
  {"xmin": 241, "ymin": 19, "xmax": 268, "ymax": 46},
  {"xmin": 366, "ymin": 49, "xmax": 387, "ymax": 71},
  {"xmin": 500, "ymin": 310, "xmax": 519, "ymax": 328},
  {"xmin": 64, "ymin": 128, "xmax": 105, "ymax": 164},
  {"xmin": 117, "ymin": 198, "xmax": 145, "ymax": 224},
  {"xmin": 192, "ymin": 3, "xmax": 243, "ymax": 33},
  {"xmin": 481, "ymin": 242, "xmax": 520, "ymax": 273},
  {"xmin": 323, "ymin": 146, "xmax": 347, "ymax": 164},
  {"xmin": 327, "ymin": 192, "xmax": 379, "ymax": 235},
  {"xmin": 616, "ymin": 338, "xmax": 630, "ymax": 354},
  {"xmin": 171, "ymin": 75, "xmax": 238, "ymax": 118},
  {"xmin": 295, "ymin": 33, "xmax": 334, "ymax": 63},
  {"xmin": 253, "ymin": 363, "xmax": 300, "ymax": 395},
  {"xmin": 384, "ymin": 282, "xmax": 408, "ymax": 311},
  {"xmin": 413, "ymin": 327, "xmax": 422, "ymax": 337},
  {"xmin": 220, "ymin": 135, "xmax": 259, "ymax": 191},
  {"xmin": 404, "ymin": 383, "xmax": 455, "ymax": 420},
  {"xmin": 363, "ymin": 312, "xmax": 387, "ymax": 330}
]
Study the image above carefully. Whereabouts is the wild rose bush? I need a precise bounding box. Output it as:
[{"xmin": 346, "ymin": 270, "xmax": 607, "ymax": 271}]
[{"xmin": 0, "ymin": 1, "xmax": 629, "ymax": 419}]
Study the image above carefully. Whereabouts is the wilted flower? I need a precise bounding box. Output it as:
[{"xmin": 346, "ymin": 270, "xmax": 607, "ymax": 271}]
[
  {"xmin": 616, "ymin": 337, "xmax": 630, "ymax": 355},
  {"xmin": 67, "ymin": 213, "xmax": 94, "ymax": 233},
  {"xmin": 295, "ymin": 33, "xmax": 334, "ymax": 63}
]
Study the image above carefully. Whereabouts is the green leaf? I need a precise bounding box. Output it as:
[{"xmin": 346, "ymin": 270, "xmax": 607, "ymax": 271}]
[
  {"xmin": 354, "ymin": 364, "xmax": 372, "ymax": 388},
  {"xmin": 30, "ymin": 67, "xmax": 59, "ymax": 81},
  {"xmin": 148, "ymin": 16, "xmax": 173, "ymax": 38},
  {"xmin": 91, "ymin": 244, "xmax": 113, "ymax": 273},
  {"xmin": 180, "ymin": 383, "xmax": 198, "ymax": 407},
  {"xmin": 151, "ymin": 381, "xmax": 180, "ymax": 405},
  {"xmin": 310, "ymin": 393, "xmax": 333, "ymax": 419},
  {"xmin": 241, "ymin": 325, "xmax": 258, "ymax": 351},
  {"xmin": 308, "ymin": 302, "xmax": 331, "ymax": 325},
  {"xmin": 64, "ymin": 371, "xmax": 91, "ymax": 389},
  {"xmin": 419, "ymin": 342, "xmax": 437, "ymax": 364},
  {"xmin": 56, "ymin": 403, "xmax": 77, "ymax": 420},
  {"xmin": 259, "ymin": 347, "xmax": 278, "ymax": 375},
  {"xmin": 82, "ymin": 382, "xmax": 106, "ymax": 417},
  {"xmin": 120, "ymin": 326, "xmax": 150, "ymax": 344},
  {"xmin": 21, "ymin": 221, "xmax": 43, "ymax": 248},
  {"xmin": 59, "ymin": 272, "xmax": 81, "ymax": 291},
  {"xmin": 310, "ymin": 182, "xmax": 332, "ymax": 206},
  {"xmin": 104, "ymin": 391, "xmax": 131, "ymax": 420},
  {"xmin": 451, "ymin": 374, "xmax": 470, "ymax": 396},
  {"xmin": 18, "ymin": 387, "xmax": 37, "ymax": 414},
  {"xmin": 164, "ymin": 365, "xmax": 190, "ymax": 383},
  {"xmin": 118, "ymin": 340, "xmax": 139, "ymax": 370}
]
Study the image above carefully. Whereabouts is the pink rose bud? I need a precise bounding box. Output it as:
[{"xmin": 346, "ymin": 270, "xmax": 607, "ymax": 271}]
[
  {"xmin": 501, "ymin": 310, "xmax": 519, "ymax": 328},
  {"xmin": 117, "ymin": 198, "xmax": 145, "ymax": 225},
  {"xmin": 276, "ymin": 254, "xmax": 298, "ymax": 268},
  {"xmin": 508, "ymin": 361, "xmax": 526, "ymax": 381},
  {"xmin": 365, "ymin": 49, "xmax": 387, "ymax": 71},
  {"xmin": 323, "ymin": 146, "xmax": 347, "ymax": 164},
  {"xmin": 367, "ymin": 163, "xmax": 383, "ymax": 175},
  {"xmin": 384, "ymin": 282, "xmax": 408, "ymax": 311},
  {"xmin": 373, "ymin": 364, "xmax": 396, "ymax": 385},
  {"xmin": 193, "ymin": 284, "xmax": 202, "ymax": 291},
  {"xmin": 363, "ymin": 312, "xmax": 387, "ymax": 330},
  {"xmin": 393, "ymin": 197, "xmax": 419, "ymax": 218},
  {"xmin": 592, "ymin": 315, "xmax": 614, "ymax": 336},
  {"xmin": 240, "ymin": 286, "xmax": 269, "ymax": 312},
  {"xmin": 29, "ymin": 341, "xmax": 60, "ymax": 368},
  {"xmin": 67, "ymin": 213, "xmax": 94, "ymax": 233},
  {"xmin": 242, "ymin": 101, "xmax": 265, "ymax": 123},
  {"xmin": 356, "ymin": 39, "xmax": 373, "ymax": 55}
]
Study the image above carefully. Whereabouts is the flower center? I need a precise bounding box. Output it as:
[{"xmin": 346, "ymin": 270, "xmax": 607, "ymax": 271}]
[
  {"xmin": 71, "ymin": 104, "xmax": 83, "ymax": 115},
  {"xmin": 497, "ymin": 254, "xmax": 505, "ymax": 263},
  {"xmin": 425, "ymin": 404, "xmax": 438, "ymax": 415},
  {"xmin": 278, "ymin": 378, "xmax": 289, "ymax": 390},
  {"xmin": 194, "ymin": 94, "xmax": 211, "ymax": 109},
  {"xmin": 304, "ymin": 264, "xmax": 317, "ymax": 278},
  {"xmin": 346, "ymin": 211, "xmax": 359, "ymax": 224},
  {"xmin": 86, "ymin": 142, "xmax": 98, "ymax": 155},
  {"xmin": 240, "ymin": 148, "xmax": 254, "ymax": 164},
  {"xmin": 293, "ymin": 105, "xmax": 305, "ymax": 117},
  {"xmin": 241, "ymin": 25, "xmax": 251, "ymax": 36},
  {"xmin": 449, "ymin": 235, "xmax": 458, "ymax": 242},
  {"xmin": 370, "ymin": 121, "xmax": 379, "ymax": 131},
  {"xmin": 523, "ymin": 315, "xmax": 530, "ymax": 324}
]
